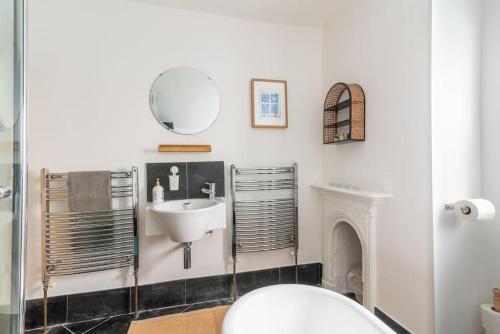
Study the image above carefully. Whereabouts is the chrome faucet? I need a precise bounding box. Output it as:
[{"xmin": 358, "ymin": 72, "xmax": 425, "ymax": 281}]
[{"xmin": 201, "ymin": 182, "xmax": 216, "ymax": 200}]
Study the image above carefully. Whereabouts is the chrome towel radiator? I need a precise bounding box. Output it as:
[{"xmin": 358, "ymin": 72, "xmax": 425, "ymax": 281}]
[
  {"xmin": 230, "ymin": 164, "xmax": 299, "ymax": 300},
  {"xmin": 40, "ymin": 168, "xmax": 139, "ymax": 333}
]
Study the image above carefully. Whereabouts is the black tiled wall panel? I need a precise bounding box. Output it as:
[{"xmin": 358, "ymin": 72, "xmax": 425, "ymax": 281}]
[{"xmin": 146, "ymin": 161, "xmax": 225, "ymax": 202}]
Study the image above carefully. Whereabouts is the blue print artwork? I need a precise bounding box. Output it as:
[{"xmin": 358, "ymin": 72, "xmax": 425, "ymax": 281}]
[
  {"xmin": 271, "ymin": 103, "xmax": 279, "ymax": 114},
  {"xmin": 261, "ymin": 103, "xmax": 269, "ymax": 114},
  {"xmin": 260, "ymin": 93, "xmax": 270, "ymax": 114},
  {"xmin": 260, "ymin": 92, "xmax": 281, "ymax": 118}
]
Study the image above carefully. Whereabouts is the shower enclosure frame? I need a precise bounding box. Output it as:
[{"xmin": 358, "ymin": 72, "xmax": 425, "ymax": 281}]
[
  {"xmin": 14, "ymin": 0, "xmax": 27, "ymax": 332},
  {"xmin": 2, "ymin": 0, "xmax": 28, "ymax": 333}
]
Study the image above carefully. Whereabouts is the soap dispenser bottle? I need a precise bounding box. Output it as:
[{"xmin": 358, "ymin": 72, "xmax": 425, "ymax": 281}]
[{"xmin": 152, "ymin": 178, "xmax": 164, "ymax": 204}]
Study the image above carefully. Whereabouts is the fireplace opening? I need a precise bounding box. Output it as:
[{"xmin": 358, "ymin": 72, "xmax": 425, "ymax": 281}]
[{"xmin": 331, "ymin": 221, "xmax": 363, "ymax": 303}]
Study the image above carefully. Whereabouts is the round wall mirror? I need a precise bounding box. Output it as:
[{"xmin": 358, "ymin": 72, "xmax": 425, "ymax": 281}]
[{"xmin": 149, "ymin": 67, "xmax": 221, "ymax": 135}]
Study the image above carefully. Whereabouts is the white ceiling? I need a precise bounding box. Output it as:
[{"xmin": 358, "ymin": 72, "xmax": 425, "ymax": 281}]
[{"xmin": 131, "ymin": 0, "xmax": 352, "ymax": 27}]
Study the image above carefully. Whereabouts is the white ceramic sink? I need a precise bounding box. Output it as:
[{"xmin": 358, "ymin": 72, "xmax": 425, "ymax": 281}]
[{"xmin": 151, "ymin": 198, "xmax": 225, "ymax": 243}]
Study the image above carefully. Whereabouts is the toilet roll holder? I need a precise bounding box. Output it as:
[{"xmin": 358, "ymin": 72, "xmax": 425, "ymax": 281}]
[{"xmin": 444, "ymin": 203, "xmax": 472, "ymax": 215}]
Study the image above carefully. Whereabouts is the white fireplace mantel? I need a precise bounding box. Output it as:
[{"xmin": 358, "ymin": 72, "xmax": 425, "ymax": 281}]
[
  {"xmin": 311, "ymin": 184, "xmax": 392, "ymax": 201},
  {"xmin": 312, "ymin": 184, "xmax": 391, "ymax": 312}
]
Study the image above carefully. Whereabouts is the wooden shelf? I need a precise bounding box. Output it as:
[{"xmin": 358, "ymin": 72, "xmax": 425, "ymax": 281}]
[{"xmin": 158, "ymin": 145, "xmax": 212, "ymax": 153}]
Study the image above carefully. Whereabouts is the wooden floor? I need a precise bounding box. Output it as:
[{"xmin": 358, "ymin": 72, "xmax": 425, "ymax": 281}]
[{"xmin": 128, "ymin": 306, "xmax": 230, "ymax": 334}]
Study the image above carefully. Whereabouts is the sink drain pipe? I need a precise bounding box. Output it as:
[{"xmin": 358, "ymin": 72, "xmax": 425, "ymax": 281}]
[{"xmin": 184, "ymin": 242, "xmax": 192, "ymax": 269}]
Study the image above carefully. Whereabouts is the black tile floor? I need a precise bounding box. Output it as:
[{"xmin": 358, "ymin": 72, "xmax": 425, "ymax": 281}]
[
  {"xmin": 25, "ymin": 299, "xmax": 232, "ymax": 334},
  {"xmin": 25, "ymin": 292, "xmax": 409, "ymax": 334},
  {"xmin": 25, "ymin": 264, "xmax": 323, "ymax": 333}
]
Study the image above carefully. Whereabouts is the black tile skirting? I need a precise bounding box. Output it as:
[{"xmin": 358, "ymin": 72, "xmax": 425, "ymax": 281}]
[
  {"xmin": 25, "ymin": 263, "xmax": 322, "ymax": 333},
  {"xmin": 375, "ymin": 307, "xmax": 412, "ymax": 334}
]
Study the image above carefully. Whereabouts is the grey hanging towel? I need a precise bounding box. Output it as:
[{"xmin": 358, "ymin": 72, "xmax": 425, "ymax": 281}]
[{"xmin": 67, "ymin": 171, "xmax": 112, "ymax": 212}]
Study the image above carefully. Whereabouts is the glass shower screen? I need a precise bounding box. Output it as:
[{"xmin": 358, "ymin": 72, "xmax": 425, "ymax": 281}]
[{"xmin": 0, "ymin": 0, "xmax": 26, "ymax": 333}]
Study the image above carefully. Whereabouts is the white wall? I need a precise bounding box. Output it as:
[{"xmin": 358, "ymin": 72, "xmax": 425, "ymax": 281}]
[
  {"xmin": 479, "ymin": 0, "xmax": 500, "ymax": 330},
  {"xmin": 482, "ymin": 2, "xmax": 500, "ymax": 234},
  {"xmin": 432, "ymin": 0, "xmax": 485, "ymax": 333},
  {"xmin": 322, "ymin": 0, "xmax": 434, "ymax": 332},
  {"xmin": 26, "ymin": 0, "xmax": 323, "ymax": 299}
]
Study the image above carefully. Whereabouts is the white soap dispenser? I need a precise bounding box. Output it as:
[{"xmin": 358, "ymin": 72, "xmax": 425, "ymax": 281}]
[
  {"xmin": 169, "ymin": 166, "xmax": 179, "ymax": 191},
  {"xmin": 152, "ymin": 178, "xmax": 164, "ymax": 204}
]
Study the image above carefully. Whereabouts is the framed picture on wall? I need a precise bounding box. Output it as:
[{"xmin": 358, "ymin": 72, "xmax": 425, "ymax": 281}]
[{"xmin": 251, "ymin": 79, "xmax": 288, "ymax": 128}]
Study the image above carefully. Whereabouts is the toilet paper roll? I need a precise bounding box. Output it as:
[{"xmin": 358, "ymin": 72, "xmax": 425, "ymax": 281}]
[{"xmin": 454, "ymin": 199, "xmax": 495, "ymax": 221}]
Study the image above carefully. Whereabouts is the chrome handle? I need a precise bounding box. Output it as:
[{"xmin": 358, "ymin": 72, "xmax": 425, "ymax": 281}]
[
  {"xmin": 0, "ymin": 186, "xmax": 12, "ymax": 199},
  {"xmin": 205, "ymin": 182, "xmax": 215, "ymax": 190}
]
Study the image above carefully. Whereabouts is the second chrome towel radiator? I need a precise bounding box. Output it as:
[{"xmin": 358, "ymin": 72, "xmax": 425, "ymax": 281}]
[{"xmin": 230, "ymin": 164, "xmax": 299, "ymax": 300}]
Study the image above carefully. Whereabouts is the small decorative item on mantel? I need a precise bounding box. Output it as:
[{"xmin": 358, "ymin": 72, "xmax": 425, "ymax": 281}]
[
  {"xmin": 323, "ymin": 82, "xmax": 365, "ymax": 144},
  {"xmin": 251, "ymin": 79, "xmax": 288, "ymax": 128},
  {"xmin": 493, "ymin": 288, "xmax": 500, "ymax": 312}
]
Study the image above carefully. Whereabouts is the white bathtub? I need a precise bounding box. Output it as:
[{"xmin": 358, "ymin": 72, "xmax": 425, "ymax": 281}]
[{"xmin": 222, "ymin": 285, "xmax": 396, "ymax": 334}]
